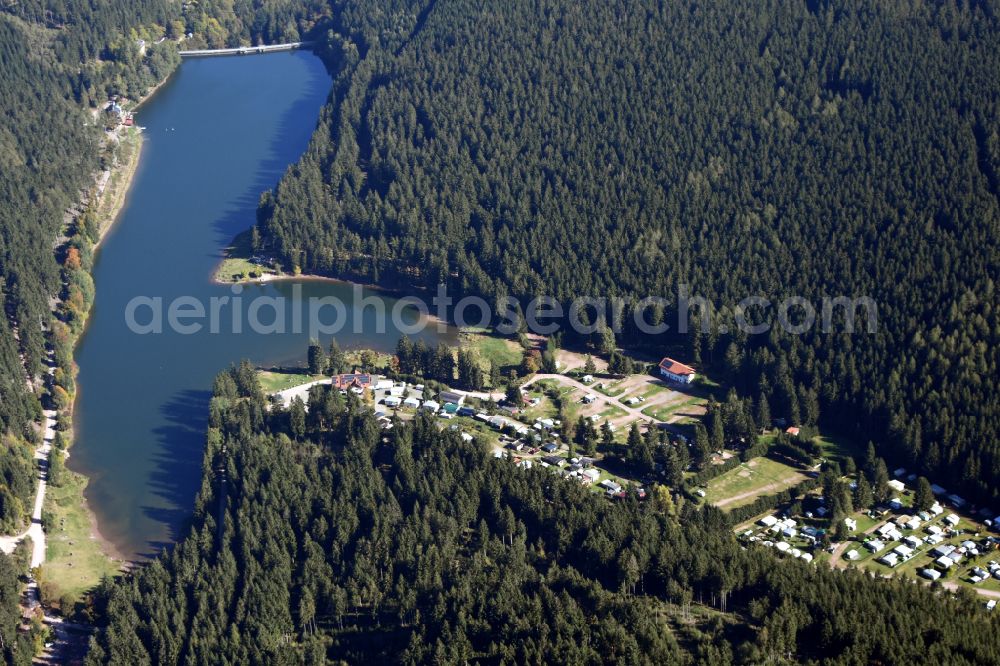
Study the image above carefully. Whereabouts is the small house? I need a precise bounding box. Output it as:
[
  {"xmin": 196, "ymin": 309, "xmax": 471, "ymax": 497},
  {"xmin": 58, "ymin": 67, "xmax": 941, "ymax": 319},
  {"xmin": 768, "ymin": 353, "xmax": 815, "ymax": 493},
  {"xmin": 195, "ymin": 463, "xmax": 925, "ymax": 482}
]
[
  {"xmin": 921, "ymin": 569, "xmax": 942, "ymax": 581},
  {"xmin": 878, "ymin": 550, "xmax": 898, "ymax": 565},
  {"xmin": 845, "ymin": 550, "xmax": 860, "ymax": 561},
  {"xmin": 944, "ymin": 513, "xmax": 960, "ymax": 527},
  {"xmin": 759, "ymin": 515, "xmax": 779, "ymax": 528},
  {"xmin": 600, "ymin": 479, "xmax": 622, "ymax": 494},
  {"xmin": 421, "ymin": 400, "xmax": 441, "ymax": 412},
  {"xmin": 888, "ymin": 479, "xmax": 906, "ymax": 493},
  {"xmin": 402, "ymin": 397, "xmax": 420, "ymax": 409},
  {"xmin": 864, "ymin": 540, "xmax": 885, "ymax": 553},
  {"xmin": 936, "ymin": 556, "xmax": 955, "ymax": 569},
  {"xmin": 439, "ymin": 390, "xmax": 466, "ymax": 406}
]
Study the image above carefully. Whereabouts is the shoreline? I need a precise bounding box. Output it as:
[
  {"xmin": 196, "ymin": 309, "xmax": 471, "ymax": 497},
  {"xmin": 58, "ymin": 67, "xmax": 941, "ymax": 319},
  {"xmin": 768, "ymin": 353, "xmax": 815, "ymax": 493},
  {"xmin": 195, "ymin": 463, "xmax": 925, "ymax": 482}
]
[
  {"xmin": 91, "ymin": 128, "xmax": 143, "ymax": 251},
  {"xmin": 212, "ymin": 250, "xmax": 433, "ymax": 300},
  {"xmin": 45, "ymin": 71, "xmax": 167, "ymax": 598}
]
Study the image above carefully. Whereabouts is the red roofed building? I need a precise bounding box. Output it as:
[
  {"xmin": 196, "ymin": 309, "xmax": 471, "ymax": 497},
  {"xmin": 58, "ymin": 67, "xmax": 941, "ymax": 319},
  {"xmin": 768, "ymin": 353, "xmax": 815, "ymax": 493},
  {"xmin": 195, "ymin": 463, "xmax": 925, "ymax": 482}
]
[
  {"xmin": 332, "ymin": 373, "xmax": 373, "ymax": 391},
  {"xmin": 658, "ymin": 357, "xmax": 696, "ymax": 384}
]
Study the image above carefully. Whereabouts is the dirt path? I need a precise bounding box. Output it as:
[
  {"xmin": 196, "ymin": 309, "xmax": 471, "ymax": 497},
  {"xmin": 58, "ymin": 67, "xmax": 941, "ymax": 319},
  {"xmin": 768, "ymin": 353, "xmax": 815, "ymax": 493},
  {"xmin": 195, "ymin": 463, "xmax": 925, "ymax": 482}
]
[
  {"xmin": 0, "ymin": 374, "xmax": 55, "ymax": 569},
  {"xmin": 713, "ymin": 472, "xmax": 806, "ymax": 509},
  {"xmin": 942, "ymin": 581, "xmax": 1000, "ymax": 599},
  {"xmin": 521, "ymin": 373, "xmax": 658, "ymax": 424}
]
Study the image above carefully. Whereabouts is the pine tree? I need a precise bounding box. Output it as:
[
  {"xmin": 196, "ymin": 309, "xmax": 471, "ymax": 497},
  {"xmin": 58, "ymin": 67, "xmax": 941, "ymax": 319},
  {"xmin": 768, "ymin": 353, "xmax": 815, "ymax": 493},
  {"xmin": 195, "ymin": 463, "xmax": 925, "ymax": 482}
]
[
  {"xmin": 854, "ymin": 475, "xmax": 874, "ymax": 510},
  {"xmin": 914, "ymin": 477, "xmax": 935, "ymax": 512},
  {"xmin": 307, "ymin": 340, "xmax": 326, "ymax": 375},
  {"xmin": 328, "ymin": 339, "xmax": 346, "ymax": 375}
]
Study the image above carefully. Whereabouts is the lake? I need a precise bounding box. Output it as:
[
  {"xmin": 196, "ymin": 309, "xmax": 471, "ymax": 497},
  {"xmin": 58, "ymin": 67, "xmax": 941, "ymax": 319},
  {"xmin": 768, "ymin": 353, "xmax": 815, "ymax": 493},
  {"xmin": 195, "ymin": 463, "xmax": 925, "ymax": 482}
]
[{"xmin": 70, "ymin": 51, "xmax": 454, "ymax": 560}]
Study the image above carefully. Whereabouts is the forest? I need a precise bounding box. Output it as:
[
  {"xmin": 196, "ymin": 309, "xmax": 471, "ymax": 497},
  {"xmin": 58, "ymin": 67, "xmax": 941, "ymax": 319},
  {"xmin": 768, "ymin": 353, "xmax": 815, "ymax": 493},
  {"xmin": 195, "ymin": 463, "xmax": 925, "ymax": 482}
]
[
  {"xmin": 84, "ymin": 365, "xmax": 1000, "ymax": 664},
  {"xmin": 254, "ymin": 0, "xmax": 1000, "ymax": 506},
  {"xmin": 0, "ymin": 1, "xmax": 336, "ymax": 660},
  {"xmin": 2, "ymin": 0, "xmax": 999, "ymax": 662}
]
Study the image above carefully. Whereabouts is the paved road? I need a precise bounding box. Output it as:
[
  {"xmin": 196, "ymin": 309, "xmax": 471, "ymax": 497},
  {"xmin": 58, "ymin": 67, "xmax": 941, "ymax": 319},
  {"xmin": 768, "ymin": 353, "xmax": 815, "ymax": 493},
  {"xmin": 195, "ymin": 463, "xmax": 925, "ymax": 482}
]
[
  {"xmin": 178, "ymin": 41, "xmax": 313, "ymax": 57},
  {"xmin": 272, "ymin": 378, "xmax": 333, "ymax": 407}
]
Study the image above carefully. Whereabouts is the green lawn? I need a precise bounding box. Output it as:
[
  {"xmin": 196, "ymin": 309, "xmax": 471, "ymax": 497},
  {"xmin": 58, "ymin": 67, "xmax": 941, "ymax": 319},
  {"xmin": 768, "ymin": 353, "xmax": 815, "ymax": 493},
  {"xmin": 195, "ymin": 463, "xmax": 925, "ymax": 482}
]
[
  {"xmin": 635, "ymin": 383, "xmax": 673, "ymax": 401},
  {"xmin": 642, "ymin": 397, "xmax": 703, "ymax": 421},
  {"xmin": 596, "ymin": 404, "xmax": 627, "ymax": 421},
  {"xmin": 41, "ymin": 469, "xmax": 123, "ymax": 612},
  {"xmin": 461, "ymin": 331, "xmax": 522, "ymax": 375},
  {"xmin": 214, "ymin": 228, "xmax": 278, "ymax": 283},
  {"xmin": 704, "ymin": 456, "xmax": 804, "ymax": 509},
  {"xmin": 814, "ymin": 432, "xmax": 863, "ymax": 466},
  {"xmin": 594, "ymin": 380, "xmax": 626, "ymax": 397},
  {"xmin": 258, "ymin": 369, "xmax": 322, "ymax": 393}
]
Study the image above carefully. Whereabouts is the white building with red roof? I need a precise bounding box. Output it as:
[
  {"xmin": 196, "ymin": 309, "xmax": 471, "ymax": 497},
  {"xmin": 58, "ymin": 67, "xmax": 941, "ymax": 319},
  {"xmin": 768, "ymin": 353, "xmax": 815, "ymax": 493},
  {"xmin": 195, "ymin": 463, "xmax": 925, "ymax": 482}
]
[{"xmin": 658, "ymin": 357, "xmax": 696, "ymax": 384}]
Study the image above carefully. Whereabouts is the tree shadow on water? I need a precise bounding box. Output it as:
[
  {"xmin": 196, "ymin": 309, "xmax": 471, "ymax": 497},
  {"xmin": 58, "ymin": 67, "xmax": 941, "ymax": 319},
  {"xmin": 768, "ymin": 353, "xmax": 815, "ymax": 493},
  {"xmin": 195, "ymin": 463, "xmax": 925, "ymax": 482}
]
[
  {"xmin": 209, "ymin": 53, "xmax": 332, "ymax": 258},
  {"xmin": 140, "ymin": 388, "xmax": 211, "ymax": 558}
]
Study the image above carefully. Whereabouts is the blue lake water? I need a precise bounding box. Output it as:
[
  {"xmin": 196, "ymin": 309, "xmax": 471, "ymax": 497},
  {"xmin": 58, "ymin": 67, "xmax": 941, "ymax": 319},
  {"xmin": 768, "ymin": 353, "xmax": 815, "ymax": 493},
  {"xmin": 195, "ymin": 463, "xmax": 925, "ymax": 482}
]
[{"xmin": 71, "ymin": 51, "xmax": 453, "ymax": 559}]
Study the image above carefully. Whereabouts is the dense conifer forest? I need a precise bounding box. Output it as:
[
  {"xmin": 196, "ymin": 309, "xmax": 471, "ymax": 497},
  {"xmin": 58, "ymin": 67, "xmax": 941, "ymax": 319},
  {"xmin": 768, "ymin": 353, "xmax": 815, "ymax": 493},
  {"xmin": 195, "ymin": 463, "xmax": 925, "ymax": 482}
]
[
  {"xmin": 0, "ymin": 2, "xmax": 331, "ymax": 661},
  {"xmin": 85, "ymin": 366, "xmax": 1000, "ymax": 664},
  {"xmin": 3, "ymin": 0, "xmax": 1000, "ymax": 663},
  {"xmin": 256, "ymin": 0, "xmax": 1000, "ymax": 504}
]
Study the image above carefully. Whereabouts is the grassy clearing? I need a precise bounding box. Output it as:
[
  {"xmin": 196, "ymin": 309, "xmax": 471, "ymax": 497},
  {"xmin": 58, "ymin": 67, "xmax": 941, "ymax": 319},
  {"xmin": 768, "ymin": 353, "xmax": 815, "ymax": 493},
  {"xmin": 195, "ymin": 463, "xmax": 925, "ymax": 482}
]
[
  {"xmin": 704, "ymin": 456, "xmax": 803, "ymax": 508},
  {"xmin": 258, "ymin": 369, "xmax": 323, "ymax": 393},
  {"xmin": 593, "ymin": 380, "xmax": 626, "ymax": 397},
  {"xmin": 450, "ymin": 417, "xmax": 501, "ymax": 446},
  {"xmin": 597, "ymin": 404, "xmax": 627, "ymax": 420},
  {"xmin": 41, "ymin": 469, "xmax": 122, "ymax": 610},
  {"xmin": 635, "ymin": 383, "xmax": 673, "ymax": 401},
  {"xmin": 215, "ymin": 229, "xmax": 278, "ymax": 283},
  {"xmin": 460, "ymin": 331, "xmax": 522, "ymax": 373},
  {"xmin": 642, "ymin": 397, "xmax": 703, "ymax": 421},
  {"xmin": 814, "ymin": 432, "xmax": 864, "ymax": 466}
]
